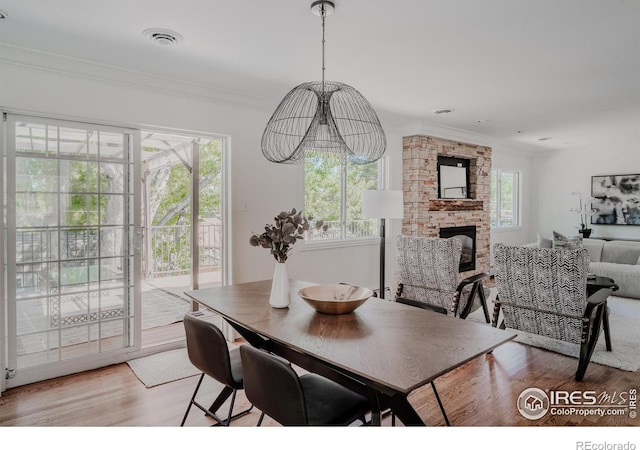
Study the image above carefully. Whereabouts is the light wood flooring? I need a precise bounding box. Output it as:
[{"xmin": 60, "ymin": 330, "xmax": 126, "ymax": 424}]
[{"xmin": 1, "ymin": 338, "xmax": 638, "ymax": 429}]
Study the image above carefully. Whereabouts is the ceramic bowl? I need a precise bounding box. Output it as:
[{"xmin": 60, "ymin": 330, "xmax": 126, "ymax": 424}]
[{"xmin": 298, "ymin": 284, "xmax": 373, "ymax": 315}]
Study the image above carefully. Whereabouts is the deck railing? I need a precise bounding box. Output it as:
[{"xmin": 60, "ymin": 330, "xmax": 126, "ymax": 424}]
[
  {"xmin": 305, "ymin": 219, "xmax": 378, "ymax": 241},
  {"xmin": 15, "ymin": 224, "xmax": 223, "ymax": 283},
  {"xmin": 16, "ymin": 219, "xmax": 376, "ymax": 282},
  {"xmin": 148, "ymin": 224, "xmax": 221, "ymax": 277}
]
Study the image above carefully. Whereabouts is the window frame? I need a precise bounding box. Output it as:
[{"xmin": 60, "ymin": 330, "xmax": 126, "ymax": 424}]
[
  {"xmin": 301, "ymin": 156, "xmax": 389, "ymax": 250},
  {"xmin": 490, "ymin": 168, "xmax": 522, "ymax": 230}
]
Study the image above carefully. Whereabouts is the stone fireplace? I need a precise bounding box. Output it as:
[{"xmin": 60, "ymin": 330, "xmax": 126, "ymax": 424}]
[
  {"xmin": 402, "ymin": 135, "xmax": 491, "ymax": 277},
  {"xmin": 439, "ymin": 225, "xmax": 477, "ymax": 272}
]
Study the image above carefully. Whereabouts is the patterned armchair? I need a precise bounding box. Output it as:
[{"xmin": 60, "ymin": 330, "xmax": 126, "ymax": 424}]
[
  {"xmin": 492, "ymin": 244, "xmax": 613, "ymax": 381},
  {"xmin": 394, "ymin": 235, "xmax": 490, "ymax": 321}
]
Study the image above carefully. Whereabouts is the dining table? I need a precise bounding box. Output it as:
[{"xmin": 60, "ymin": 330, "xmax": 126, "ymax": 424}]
[{"xmin": 184, "ymin": 279, "xmax": 517, "ymax": 426}]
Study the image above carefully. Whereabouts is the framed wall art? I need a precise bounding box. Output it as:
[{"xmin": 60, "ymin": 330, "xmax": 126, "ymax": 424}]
[{"xmin": 591, "ymin": 174, "xmax": 640, "ymax": 225}]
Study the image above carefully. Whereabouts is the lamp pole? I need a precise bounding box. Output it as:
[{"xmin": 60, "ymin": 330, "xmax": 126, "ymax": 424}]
[
  {"xmin": 362, "ymin": 190, "xmax": 404, "ymax": 301},
  {"xmin": 379, "ymin": 217, "xmax": 386, "ymax": 299}
]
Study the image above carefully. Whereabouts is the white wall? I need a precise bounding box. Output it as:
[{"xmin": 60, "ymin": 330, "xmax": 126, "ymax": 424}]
[
  {"xmin": 533, "ymin": 147, "xmax": 640, "ymax": 241},
  {"xmin": 0, "ymin": 48, "xmax": 551, "ymax": 300},
  {"xmin": 0, "ymin": 55, "xmax": 402, "ymax": 293},
  {"xmin": 490, "ymin": 145, "xmax": 536, "ymax": 254}
]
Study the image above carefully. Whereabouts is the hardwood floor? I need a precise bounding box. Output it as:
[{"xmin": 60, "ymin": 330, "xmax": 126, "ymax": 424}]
[{"xmin": 0, "ymin": 340, "xmax": 638, "ymax": 429}]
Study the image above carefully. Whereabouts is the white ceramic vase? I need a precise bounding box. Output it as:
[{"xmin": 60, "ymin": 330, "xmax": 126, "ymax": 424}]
[{"xmin": 269, "ymin": 262, "xmax": 291, "ymax": 308}]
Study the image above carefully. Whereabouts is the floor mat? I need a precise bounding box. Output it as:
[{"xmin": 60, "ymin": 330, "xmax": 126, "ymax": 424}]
[{"xmin": 127, "ymin": 348, "xmax": 200, "ymax": 388}]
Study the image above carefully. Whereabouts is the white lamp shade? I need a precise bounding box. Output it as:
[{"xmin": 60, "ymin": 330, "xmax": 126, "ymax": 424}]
[{"xmin": 362, "ymin": 190, "xmax": 404, "ymax": 219}]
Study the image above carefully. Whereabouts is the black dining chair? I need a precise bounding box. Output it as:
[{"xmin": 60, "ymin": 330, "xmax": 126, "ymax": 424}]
[
  {"xmin": 181, "ymin": 314, "xmax": 252, "ymax": 426},
  {"xmin": 239, "ymin": 344, "xmax": 370, "ymax": 426}
]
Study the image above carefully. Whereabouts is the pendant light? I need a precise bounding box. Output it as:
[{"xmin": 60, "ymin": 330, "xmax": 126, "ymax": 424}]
[{"xmin": 261, "ymin": 0, "xmax": 386, "ymax": 165}]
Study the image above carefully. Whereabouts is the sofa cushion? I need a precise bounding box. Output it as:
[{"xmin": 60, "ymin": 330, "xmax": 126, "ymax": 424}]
[
  {"xmin": 582, "ymin": 238, "xmax": 606, "ymax": 262},
  {"xmin": 537, "ymin": 233, "xmax": 552, "ymax": 249},
  {"xmin": 589, "ymin": 261, "xmax": 640, "ymax": 299},
  {"xmin": 552, "ymin": 231, "xmax": 583, "ymax": 250},
  {"xmin": 601, "ymin": 241, "xmax": 640, "ymax": 265}
]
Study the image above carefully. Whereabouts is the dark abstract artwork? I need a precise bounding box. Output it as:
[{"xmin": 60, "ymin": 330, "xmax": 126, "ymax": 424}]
[{"xmin": 591, "ymin": 174, "xmax": 640, "ymax": 225}]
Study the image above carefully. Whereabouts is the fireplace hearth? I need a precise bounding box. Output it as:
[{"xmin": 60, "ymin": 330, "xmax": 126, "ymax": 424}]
[{"xmin": 440, "ymin": 226, "xmax": 476, "ymax": 272}]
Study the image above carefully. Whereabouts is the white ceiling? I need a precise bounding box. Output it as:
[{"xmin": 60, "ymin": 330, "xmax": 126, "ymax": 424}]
[{"xmin": 1, "ymin": 0, "xmax": 639, "ymax": 153}]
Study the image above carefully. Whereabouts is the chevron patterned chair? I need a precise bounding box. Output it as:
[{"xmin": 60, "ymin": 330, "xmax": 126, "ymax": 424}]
[
  {"xmin": 394, "ymin": 235, "xmax": 490, "ymax": 321},
  {"xmin": 492, "ymin": 244, "xmax": 614, "ymax": 381}
]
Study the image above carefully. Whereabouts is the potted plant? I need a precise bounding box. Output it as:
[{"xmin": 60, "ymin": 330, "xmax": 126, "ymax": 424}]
[
  {"xmin": 250, "ymin": 208, "xmax": 323, "ymax": 308},
  {"xmin": 570, "ymin": 192, "xmax": 595, "ymax": 238}
]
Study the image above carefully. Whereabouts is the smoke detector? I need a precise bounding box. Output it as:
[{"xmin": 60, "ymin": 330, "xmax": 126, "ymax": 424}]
[{"xmin": 143, "ymin": 28, "xmax": 183, "ymax": 46}]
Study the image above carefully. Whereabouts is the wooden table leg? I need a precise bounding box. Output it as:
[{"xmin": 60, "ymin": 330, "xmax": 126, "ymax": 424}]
[{"xmin": 389, "ymin": 394, "xmax": 426, "ymax": 426}]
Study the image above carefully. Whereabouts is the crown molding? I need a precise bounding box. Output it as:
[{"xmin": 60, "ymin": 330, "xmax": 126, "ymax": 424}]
[
  {"xmin": 401, "ymin": 120, "xmax": 547, "ymax": 156},
  {"xmin": 0, "ymin": 43, "xmax": 275, "ymax": 112}
]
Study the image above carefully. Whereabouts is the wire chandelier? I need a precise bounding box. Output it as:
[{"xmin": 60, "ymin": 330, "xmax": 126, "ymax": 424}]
[{"xmin": 261, "ymin": 0, "xmax": 386, "ymax": 165}]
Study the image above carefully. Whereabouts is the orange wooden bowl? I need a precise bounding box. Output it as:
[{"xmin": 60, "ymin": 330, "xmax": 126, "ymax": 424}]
[{"xmin": 298, "ymin": 284, "xmax": 373, "ymax": 315}]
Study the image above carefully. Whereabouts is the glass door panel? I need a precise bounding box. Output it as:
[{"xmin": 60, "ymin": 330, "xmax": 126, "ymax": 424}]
[
  {"xmin": 6, "ymin": 116, "xmax": 139, "ymax": 383},
  {"xmin": 139, "ymin": 133, "xmax": 225, "ymax": 345}
]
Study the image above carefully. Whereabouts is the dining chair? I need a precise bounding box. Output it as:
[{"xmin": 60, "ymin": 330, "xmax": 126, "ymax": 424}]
[
  {"xmin": 239, "ymin": 344, "xmax": 370, "ymax": 426},
  {"xmin": 395, "ymin": 235, "xmax": 490, "ymax": 321},
  {"xmin": 493, "ymin": 244, "xmax": 614, "ymax": 381},
  {"xmin": 181, "ymin": 314, "xmax": 252, "ymax": 426}
]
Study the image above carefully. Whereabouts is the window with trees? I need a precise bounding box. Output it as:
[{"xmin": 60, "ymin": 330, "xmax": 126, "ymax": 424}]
[
  {"xmin": 490, "ymin": 169, "xmax": 520, "ymax": 228},
  {"xmin": 304, "ymin": 156, "xmax": 381, "ymax": 241}
]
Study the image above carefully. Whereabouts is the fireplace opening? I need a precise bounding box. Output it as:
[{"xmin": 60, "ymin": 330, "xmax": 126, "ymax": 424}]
[{"xmin": 439, "ymin": 226, "xmax": 476, "ymax": 272}]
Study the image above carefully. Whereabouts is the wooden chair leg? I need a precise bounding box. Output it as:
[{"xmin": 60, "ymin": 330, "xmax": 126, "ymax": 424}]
[
  {"xmin": 491, "ymin": 300, "xmax": 502, "ymax": 328},
  {"xmin": 603, "ymin": 304, "xmax": 612, "ymax": 351},
  {"xmin": 576, "ymin": 304, "xmax": 605, "ymax": 381},
  {"xmin": 458, "ymin": 283, "xmax": 479, "ymax": 319},
  {"xmin": 477, "ymin": 284, "xmax": 490, "ymax": 323}
]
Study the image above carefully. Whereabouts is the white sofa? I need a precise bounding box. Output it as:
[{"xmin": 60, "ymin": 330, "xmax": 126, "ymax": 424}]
[{"xmin": 581, "ymin": 238, "xmax": 640, "ymax": 299}]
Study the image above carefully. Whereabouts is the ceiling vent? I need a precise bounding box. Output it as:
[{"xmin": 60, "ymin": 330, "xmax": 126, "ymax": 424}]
[
  {"xmin": 0, "ymin": 10, "xmax": 8, "ymax": 19},
  {"xmin": 143, "ymin": 28, "xmax": 183, "ymax": 46},
  {"xmin": 433, "ymin": 108, "xmax": 455, "ymax": 115}
]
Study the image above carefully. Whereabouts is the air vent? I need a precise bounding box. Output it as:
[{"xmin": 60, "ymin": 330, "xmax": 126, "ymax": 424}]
[
  {"xmin": 143, "ymin": 28, "xmax": 183, "ymax": 46},
  {"xmin": 434, "ymin": 108, "xmax": 455, "ymax": 115},
  {"xmin": 0, "ymin": 10, "xmax": 8, "ymax": 19}
]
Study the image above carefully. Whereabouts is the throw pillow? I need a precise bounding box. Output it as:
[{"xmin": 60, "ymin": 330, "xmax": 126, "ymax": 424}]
[
  {"xmin": 537, "ymin": 233, "xmax": 553, "ymax": 249},
  {"xmin": 552, "ymin": 230, "xmax": 583, "ymax": 250}
]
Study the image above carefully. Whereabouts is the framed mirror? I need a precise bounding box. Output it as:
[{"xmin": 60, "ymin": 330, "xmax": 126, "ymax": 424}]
[{"xmin": 438, "ymin": 156, "xmax": 470, "ymax": 199}]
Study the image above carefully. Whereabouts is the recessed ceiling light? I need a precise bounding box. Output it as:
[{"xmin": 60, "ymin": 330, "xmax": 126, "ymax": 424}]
[
  {"xmin": 433, "ymin": 108, "xmax": 455, "ymax": 115},
  {"xmin": 0, "ymin": 10, "xmax": 8, "ymax": 19},
  {"xmin": 143, "ymin": 28, "xmax": 183, "ymax": 46}
]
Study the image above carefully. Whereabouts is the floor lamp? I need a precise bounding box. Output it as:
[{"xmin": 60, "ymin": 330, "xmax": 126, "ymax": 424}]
[{"xmin": 362, "ymin": 190, "xmax": 404, "ymax": 299}]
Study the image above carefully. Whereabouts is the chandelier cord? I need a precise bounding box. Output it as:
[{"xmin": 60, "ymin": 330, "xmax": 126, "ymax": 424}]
[{"xmin": 320, "ymin": 3, "xmax": 327, "ymax": 116}]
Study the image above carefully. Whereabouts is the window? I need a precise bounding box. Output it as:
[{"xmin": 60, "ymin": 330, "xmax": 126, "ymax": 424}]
[
  {"xmin": 304, "ymin": 156, "xmax": 381, "ymax": 241},
  {"xmin": 490, "ymin": 169, "xmax": 520, "ymax": 228}
]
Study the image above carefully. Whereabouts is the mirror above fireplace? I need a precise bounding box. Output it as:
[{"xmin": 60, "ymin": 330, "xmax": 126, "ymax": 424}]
[{"xmin": 438, "ymin": 156, "xmax": 470, "ymax": 199}]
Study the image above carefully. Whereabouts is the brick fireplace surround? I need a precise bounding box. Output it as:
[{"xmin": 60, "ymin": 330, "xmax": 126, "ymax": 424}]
[{"xmin": 402, "ymin": 135, "xmax": 492, "ymax": 277}]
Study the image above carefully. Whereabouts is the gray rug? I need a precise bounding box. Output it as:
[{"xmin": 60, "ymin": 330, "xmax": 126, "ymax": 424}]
[
  {"xmin": 127, "ymin": 348, "xmax": 200, "ymax": 388},
  {"xmin": 469, "ymin": 292, "xmax": 640, "ymax": 372}
]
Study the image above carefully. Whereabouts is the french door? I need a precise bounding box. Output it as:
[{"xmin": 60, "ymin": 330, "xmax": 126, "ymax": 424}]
[{"xmin": 4, "ymin": 115, "xmax": 141, "ymax": 387}]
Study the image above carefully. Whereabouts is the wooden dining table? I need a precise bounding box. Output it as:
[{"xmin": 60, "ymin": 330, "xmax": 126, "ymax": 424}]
[{"xmin": 184, "ymin": 279, "xmax": 516, "ymax": 426}]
